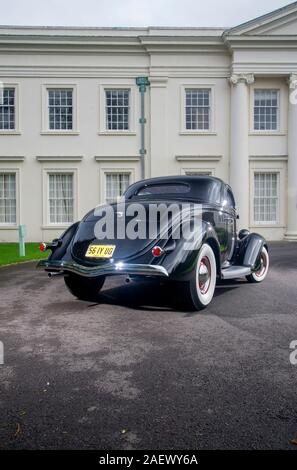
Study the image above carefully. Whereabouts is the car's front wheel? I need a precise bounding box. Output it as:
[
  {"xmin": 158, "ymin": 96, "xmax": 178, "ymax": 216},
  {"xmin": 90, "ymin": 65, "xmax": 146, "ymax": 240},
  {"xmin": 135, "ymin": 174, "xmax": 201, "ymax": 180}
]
[
  {"xmin": 64, "ymin": 273, "xmax": 105, "ymax": 301},
  {"xmin": 246, "ymin": 246, "xmax": 269, "ymax": 283},
  {"xmin": 182, "ymin": 243, "xmax": 217, "ymax": 311}
]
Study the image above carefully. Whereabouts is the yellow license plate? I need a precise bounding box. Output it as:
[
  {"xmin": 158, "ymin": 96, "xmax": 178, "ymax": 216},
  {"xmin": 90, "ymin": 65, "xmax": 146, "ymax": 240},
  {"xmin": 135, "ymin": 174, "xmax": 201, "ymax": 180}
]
[{"xmin": 85, "ymin": 244, "xmax": 115, "ymax": 258}]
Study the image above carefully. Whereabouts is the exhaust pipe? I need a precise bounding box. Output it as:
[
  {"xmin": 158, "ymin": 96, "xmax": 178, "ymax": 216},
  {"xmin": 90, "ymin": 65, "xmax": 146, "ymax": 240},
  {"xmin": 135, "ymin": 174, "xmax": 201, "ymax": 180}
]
[{"xmin": 48, "ymin": 272, "xmax": 64, "ymax": 278}]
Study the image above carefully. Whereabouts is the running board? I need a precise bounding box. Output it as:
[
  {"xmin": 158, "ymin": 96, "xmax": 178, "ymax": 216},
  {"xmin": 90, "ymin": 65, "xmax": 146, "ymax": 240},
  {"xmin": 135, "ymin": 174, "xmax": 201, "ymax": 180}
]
[{"xmin": 221, "ymin": 265, "xmax": 251, "ymax": 280}]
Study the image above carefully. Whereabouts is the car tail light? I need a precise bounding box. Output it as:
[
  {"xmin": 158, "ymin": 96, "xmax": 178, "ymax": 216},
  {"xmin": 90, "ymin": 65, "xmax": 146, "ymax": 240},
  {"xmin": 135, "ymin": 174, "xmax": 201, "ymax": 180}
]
[
  {"xmin": 39, "ymin": 242, "xmax": 47, "ymax": 252},
  {"xmin": 152, "ymin": 246, "xmax": 163, "ymax": 257}
]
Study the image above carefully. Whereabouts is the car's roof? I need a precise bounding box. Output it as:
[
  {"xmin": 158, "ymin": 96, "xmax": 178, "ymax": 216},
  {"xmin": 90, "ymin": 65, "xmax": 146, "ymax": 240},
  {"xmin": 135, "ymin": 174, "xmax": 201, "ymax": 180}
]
[
  {"xmin": 130, "ymin": 175, "xmax": 225, "ymax": 186},
  {"xmin": 124, "ymin": 175, "xmax": 226, "ymax": 205}
]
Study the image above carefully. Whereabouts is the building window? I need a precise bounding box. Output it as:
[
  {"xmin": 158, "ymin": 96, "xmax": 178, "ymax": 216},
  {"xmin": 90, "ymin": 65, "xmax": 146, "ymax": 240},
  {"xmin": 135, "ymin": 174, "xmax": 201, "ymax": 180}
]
[
  {"xmin": 254, "ymin": 172, "xmax": 279, "ymax": 224},
  {"xmin": 254, "ymin": 89, "xmax": 279, "ymax": 131},
  {"xmin": 48, "ymin": 89, "xmax": 73, "ymax": 130},
  {"xmin": 0, "ymin": 173, "xmax": 16, "ymax": 224},
  {"xmin": 105, "ymin": 173, "xmax": 130, "ymax": 204},
  {"xmin": 105, "ymin": 89, "xmax": 130, "ymax": 131},
  {"xmin": 185, "ymin": 89, "xmax": 211, "ymax": 131},
  {"xmin": 48, "ymin": 173, "xmax": 74, "ymax": 224},
  {"xmin": 0, "ymin": 88, "xmax": 15, "ymax": 130}
]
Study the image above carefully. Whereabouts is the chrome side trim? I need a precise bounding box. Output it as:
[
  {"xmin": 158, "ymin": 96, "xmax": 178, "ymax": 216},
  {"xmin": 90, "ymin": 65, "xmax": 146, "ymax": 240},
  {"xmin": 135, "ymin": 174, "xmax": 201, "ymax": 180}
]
[{"xmin": 37, "ymin": 259, "xmax": 169, "ymax": 278}]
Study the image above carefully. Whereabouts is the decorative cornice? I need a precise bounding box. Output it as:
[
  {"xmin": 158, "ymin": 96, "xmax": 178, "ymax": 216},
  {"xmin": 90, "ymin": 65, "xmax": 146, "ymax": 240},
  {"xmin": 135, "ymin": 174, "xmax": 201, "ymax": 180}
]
[
  {"xmin": 223, "ymin": 2, "xmax": 297, "ymax": 37},
  {"xmin": 223, "ymin": 36, "xmax": 297, "ymax": 53},
  {"xmin": 249, "ymin": 155, "xmax": 288, "ymax": 161},
  {"xmin": 0, "ymin": 31, "xmax": 144, "ymax": 55},
  {"xmin": 0, "ymin": 65, "xmax": 149, "ymax": 78},
  {"xmin": 36, "ymin": 156, "xmax": 83, "ymax": 162},
  {"xmin": 149, "ymin": 76, "xmax": 168, "ymax": 88},
  {"xmin": 0, "ymin": 64, "xmax": 230, "ymax": 79},
  {"xmin": 139, "ymin": 36, "xmax": 226, "ymax": 54},
  {"xmin": 231, "ymin": 63, "xmax": 297, "ymax": 75},
  {"xmin": 149, "ymin": 66, "xmax": 230, "ymax": 78},
  {"xmin": 0, "ymin": 29, "xmax": 227, "ymax": 56},
  {"xmin": 288, "ymin": 73, "xmax": 297, "ymax": 89},
  {"xmin": 229, "ymin": 73, "xmax": 254, "ymax": 85},
  {"xmin": 94, "ymin": 156, "xmax": 140, "ymax": 162},
  {"xmin": 0, "ymin": 156, "xmax": 25, "ymax": 162},
  {"xmin": 175, "ymin": 155, "xmax": 222, "ymax": 162}
]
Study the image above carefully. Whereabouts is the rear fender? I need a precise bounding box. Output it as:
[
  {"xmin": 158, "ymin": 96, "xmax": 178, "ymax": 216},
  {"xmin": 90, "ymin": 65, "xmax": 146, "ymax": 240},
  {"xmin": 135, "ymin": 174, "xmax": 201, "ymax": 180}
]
[
  {"xmin": 203, "ymin": 229, "xmax": 221, "ymax": 276},
  {"xmin": 48, "ymin": 222, "xmax": 80, "ymax": 261},
  {"xmin": 165, "ymin": 221, "xmax": 221, "ymax": 280},
  {"xmin": 236, "ymin": 232, "xmax": 267, "ymax": 269}
]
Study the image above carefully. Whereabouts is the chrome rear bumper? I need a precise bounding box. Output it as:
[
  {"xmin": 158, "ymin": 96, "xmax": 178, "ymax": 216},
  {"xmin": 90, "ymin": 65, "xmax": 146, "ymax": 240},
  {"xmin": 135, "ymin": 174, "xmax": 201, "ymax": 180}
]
[{"xmin": 37, "ymin": 259, "xmax": 169, "ymax": 278}]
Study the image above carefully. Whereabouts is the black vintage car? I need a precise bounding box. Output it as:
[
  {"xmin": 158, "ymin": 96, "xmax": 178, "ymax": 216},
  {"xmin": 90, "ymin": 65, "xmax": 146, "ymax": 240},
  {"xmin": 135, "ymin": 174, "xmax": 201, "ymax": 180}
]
[{"xmin": 37, "ymin": 176, "xmax": 269, "ymax": 310}]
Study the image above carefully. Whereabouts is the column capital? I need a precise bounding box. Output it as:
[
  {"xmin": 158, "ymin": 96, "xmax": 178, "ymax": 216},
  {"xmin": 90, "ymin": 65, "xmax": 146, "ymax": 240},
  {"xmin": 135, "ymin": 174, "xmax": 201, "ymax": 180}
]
[
  {"xmin": 229, "ymin": 73, "xmax": 254, "ymax": 86},
  {"xmin": 288, "ymin": 73, "xmax": 297, "ymax": 90}
]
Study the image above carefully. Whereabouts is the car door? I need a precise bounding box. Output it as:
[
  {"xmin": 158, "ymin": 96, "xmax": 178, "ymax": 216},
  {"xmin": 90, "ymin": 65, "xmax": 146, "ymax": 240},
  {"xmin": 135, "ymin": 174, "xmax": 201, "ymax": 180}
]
[
  {"xmin": 210, "ymin": 184, "xmax": 229, "ymax": 264},
  {"xmin": 223, "ymin": 185, "xmax": 236, "ymax": 261}
]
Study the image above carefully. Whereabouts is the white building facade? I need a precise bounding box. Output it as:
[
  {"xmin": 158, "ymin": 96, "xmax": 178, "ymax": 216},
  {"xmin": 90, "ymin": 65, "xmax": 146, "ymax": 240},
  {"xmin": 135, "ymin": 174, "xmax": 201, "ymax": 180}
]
[{"xmin": 0, "ymin": 3, "xmax": 297, "ymax": 242}]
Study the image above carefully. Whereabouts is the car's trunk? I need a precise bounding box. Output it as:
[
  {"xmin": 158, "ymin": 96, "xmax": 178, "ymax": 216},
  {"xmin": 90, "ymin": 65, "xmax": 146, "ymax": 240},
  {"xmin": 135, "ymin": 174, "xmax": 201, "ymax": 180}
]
[{"xmin": 71, "ymin": 200, "xmax": 187, "ymax": 263}]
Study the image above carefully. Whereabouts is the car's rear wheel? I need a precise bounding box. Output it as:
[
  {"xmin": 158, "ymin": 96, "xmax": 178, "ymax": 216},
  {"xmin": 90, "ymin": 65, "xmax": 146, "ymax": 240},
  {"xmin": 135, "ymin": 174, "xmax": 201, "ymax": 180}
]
[
  {"xmin": 64, "ymin": 273, "xmax": 105, "ymax": 301},
  {"xmin": 182, "ymin": 243, "xmax": 217, "ymax": 311},
  {"xmin": 246, "ymin": 246, "xmax": 269, "ymax": 283}
]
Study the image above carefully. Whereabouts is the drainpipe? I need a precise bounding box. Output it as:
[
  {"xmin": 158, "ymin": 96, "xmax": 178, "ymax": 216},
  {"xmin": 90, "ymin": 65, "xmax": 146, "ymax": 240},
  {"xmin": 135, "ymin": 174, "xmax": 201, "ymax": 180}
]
[{"xmin": 136, "ymin": 77, "xmax": 150, "ymax": 180}]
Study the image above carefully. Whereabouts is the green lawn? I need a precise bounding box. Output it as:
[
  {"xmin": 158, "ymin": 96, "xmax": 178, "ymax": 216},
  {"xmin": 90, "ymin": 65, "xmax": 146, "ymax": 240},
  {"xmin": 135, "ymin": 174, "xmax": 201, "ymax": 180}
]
[{"xmin": 0, "ymin": 243, "xmax": 48, "ymax": 266}]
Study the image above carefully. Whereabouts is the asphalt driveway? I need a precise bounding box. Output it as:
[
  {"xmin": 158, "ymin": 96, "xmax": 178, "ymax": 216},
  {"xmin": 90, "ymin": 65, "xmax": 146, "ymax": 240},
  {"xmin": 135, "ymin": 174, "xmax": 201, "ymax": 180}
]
[{"xmin": 0, "ymin": 242, "xmax": 297, "ymax": 450}]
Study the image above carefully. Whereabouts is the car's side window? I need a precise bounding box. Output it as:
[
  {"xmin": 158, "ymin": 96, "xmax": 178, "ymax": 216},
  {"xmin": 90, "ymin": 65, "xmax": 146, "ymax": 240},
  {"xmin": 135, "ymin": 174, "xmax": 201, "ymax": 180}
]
[{"xmin": 225, "ymin": 187, "xmax": 235, "ymax": 209}]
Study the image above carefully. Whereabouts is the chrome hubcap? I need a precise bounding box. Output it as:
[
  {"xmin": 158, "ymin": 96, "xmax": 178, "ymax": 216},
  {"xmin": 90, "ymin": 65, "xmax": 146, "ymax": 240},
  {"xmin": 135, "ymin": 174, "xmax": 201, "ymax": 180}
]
[
  {"xmin": 255, "ymin": 252, "xmax": 267, "ymax": 278},
  {"xmin": 198, "ymin": 256, "xmax": 211, "ymax": 294}
]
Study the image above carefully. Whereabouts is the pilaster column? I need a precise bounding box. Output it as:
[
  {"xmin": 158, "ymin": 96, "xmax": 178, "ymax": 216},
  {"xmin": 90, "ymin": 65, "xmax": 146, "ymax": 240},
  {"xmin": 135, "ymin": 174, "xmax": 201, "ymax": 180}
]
[
  {"xmin": 285, "ymin": 74, "xmax": 297, "ymax": 241},
  {"xmin": 149, "ymin": 77, "xmax": 168, "ymax": 178},
  {"xmin": 229, "ymin": 73, "xmax": 254, "ymax": 230}
]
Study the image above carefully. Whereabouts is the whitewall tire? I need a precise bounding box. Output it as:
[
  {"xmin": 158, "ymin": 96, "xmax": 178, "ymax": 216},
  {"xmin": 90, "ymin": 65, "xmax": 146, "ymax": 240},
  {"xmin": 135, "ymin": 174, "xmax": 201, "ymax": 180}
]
[
  {"xmin": 246, "ymin": 246, "xmax": 269, "ymax": 283},
  {"xmin": 182, "ymin": 243, "xmax": 217, "ymax": 310}
]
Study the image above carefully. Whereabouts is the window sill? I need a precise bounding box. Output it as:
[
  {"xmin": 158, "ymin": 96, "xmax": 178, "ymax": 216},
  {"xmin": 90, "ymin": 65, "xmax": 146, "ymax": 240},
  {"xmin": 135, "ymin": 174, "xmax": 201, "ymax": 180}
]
[
  {"xmin": 98, "ymin": 131, "xmax": 136, "ymax": 136},
  {"xmin": 42, "ymin": 224, "xmax": 73, "ymax": 230},
  {"xmin": 40, "ymin": 131, "xmax": 80, "ymax": 136},
  {"xmin": 250, "ymin": 224, "xmax": 285, "ymax": 228},
  {"xmin": 249, "ymin": 131, "xmax": 286, "ymax": 136},
  {"xmin": 179, "ymin": 131, "xmax": 217, "ymax": 136},
  {"xmin": 0, "ymin": 224, "xmax": 18, "ymax": 230},
  {"xmin": 0, "ymin": 130, "xmax": 22, "ymax": 135}
]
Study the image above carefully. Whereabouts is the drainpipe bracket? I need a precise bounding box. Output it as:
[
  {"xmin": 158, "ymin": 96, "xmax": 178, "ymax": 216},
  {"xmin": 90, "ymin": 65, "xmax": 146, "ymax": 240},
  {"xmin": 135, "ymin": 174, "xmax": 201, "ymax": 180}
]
[{"xmin": 136, "ymin": 76, "xmax": 150, "ymax": 91}]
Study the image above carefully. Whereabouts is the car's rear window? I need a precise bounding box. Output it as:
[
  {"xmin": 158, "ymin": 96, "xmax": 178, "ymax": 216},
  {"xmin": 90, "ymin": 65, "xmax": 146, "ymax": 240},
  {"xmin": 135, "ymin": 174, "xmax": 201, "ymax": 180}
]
[{"xmin": 136, "ymin": 183, "xmax": 190, "ymax": 196}]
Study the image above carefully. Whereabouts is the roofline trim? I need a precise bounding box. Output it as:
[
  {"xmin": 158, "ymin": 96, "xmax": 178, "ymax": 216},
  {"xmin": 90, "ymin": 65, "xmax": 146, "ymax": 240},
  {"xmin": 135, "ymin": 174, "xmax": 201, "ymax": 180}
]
[{"xmin": 223, "ymin": 1, "xmax": 297, "ymax": 36}]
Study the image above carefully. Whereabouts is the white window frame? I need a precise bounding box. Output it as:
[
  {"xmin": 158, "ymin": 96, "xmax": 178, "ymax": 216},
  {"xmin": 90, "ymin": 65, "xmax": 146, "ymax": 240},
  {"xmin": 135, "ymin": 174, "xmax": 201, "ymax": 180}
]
[
  {"xmin": 0, "ymin": 83, "xmax": 21, "ymax": 135},
  {"xmin": 253, "ymin": 89, "xmax": 280, "ymax": 133},
  {"xmin": 42, "ymin": 168, "xmax": 78, "ymax": 228},
  {"xmin": 251, "ymin": 170, "xmax": 281, "ymax": 226},
  {"xmin": 99, "ymin": 85, "xmax": 136, "ymax": 135},
  {"xmin": 249, "ymin": 82, "xmax": 288, "ymax": 135},
  {"xmin": 0, "ymin": 168, "xmax": 20, "ymax": 227},
  {"xmin": 180, "ymin": 85, "xmax": 216, "ymax": 135},
  {"xmin": 104, "ymin": 171, "xmax": 131, "ymax": 204},
  {"xmin": 181, "ymin": 168, "xmax": 215, "ymax": 176},
  {"xmin": 41, "ymin": 84, "xmax": 79, "ymax": 135},
  {"xmin": 99, "ymin": 167, "xmax": 135, "ymax": 204}
]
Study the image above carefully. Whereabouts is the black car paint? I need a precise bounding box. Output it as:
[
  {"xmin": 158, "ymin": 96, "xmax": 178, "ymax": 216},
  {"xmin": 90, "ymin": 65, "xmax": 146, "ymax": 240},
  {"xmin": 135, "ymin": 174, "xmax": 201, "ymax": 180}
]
[
  {"xmin": 39, "ymin": 176, "xmax": 267, "ymax": 281},
  {"xmin": 236, "ymin": 232, "xmax": 267, "ymax": 268}
]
